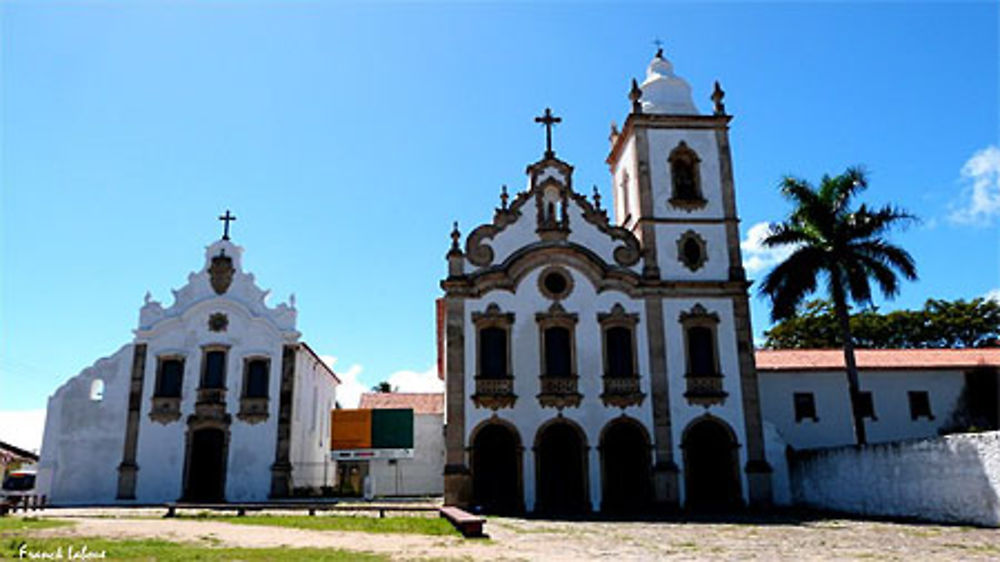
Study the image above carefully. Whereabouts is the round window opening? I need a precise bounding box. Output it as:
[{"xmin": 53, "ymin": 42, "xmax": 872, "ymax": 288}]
[
  {"xmin": 539, "ymin": 267, "xmax": 573, "ymax": 300},
  {"xmin": 544, "ymin": 272, "xmax": 567, "ymax": 295}
]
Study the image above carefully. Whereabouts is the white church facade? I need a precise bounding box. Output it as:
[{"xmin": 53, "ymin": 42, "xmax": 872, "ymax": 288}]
[
  {"xmin": 439, "ymin": 51, "xmax": 773, "ymax": 513},
  {"xmin": 37, "ymin": 225, "xmax": 338, "ymax": 505}
]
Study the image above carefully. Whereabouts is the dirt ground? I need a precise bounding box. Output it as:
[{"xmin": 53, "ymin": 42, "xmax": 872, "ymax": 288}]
[{"xmin": 14, "ymin": 507, "xmax": 1000, "ymax": 561}]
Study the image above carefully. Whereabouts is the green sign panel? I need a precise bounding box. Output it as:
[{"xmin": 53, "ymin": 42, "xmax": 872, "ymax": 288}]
[{"xmin": 371, "ymin": 408, "xmax": 414, "ymax": 449}]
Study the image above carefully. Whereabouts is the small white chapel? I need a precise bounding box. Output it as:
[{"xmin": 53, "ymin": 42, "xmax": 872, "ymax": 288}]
[{"xmin": 37, "ymin": 216, "xmax": 339, "ymax": 505}]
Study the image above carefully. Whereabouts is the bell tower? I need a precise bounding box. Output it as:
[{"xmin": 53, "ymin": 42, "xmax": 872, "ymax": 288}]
[
  {"xmin": 606, "ymin": 49, "xmax": 744, "ymax": 284},
  {"xmin": 606, "ymin": 49, "xmax": 773, "ymax": 508}
]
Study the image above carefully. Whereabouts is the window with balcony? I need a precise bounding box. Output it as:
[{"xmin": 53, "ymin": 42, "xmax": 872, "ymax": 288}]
[
  {"xmin": 536, "ymin": 303, "xmax": 581, "ymax": 409},
  {"xmin": 471, "ymin": 304, "xmax": 516, "ymax": 410},
  {"xmin": 598, "ymin": 304, "xmax": 644, "ymax": 408},
  {"xmin": 680, "ymin": 304, "xmax": 727, "ymax": 406}
]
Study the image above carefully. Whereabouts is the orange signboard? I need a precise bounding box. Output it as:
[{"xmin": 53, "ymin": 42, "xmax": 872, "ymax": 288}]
[{"xmin": 331, "ymin": 410, "xmax": 372, "ymax": 450}]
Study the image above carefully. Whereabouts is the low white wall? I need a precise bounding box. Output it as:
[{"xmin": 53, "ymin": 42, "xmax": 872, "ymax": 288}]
[
  {"xmin": 370, "ymin": 414, "xmax": 444, "ymax": 496},
  {"xmin": 791, "ymin": 431, "xmax": 1000, "ymax": 527}
]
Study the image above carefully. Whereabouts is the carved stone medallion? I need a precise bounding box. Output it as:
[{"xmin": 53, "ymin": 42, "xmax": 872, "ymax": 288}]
[
  {"xmin": 209, "ymin": 253, "xmax": 234, "ymax": 295},
  {"xmin": 208, "ymin": 313, "xmax": 228, "ymax": 332}
]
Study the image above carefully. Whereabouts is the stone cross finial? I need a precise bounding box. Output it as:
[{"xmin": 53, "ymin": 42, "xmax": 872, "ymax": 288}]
[
  {"xmin": 712, "ymin": 80, "xmax": 726, "ymax": 115},
  {"xmin": 500, "ymin": 185, "xmax": 509, "ymax": 210},
  {"xmin": 534, "ymin": 107, "xmax": 562, "ymax": 159},
  {"xmin": 629, "ymin": 79, "xmax": 643, "ymax": 114},
  {"xmin": 218, "ymin": 210, "xmax": 237, "ymax": 240}
]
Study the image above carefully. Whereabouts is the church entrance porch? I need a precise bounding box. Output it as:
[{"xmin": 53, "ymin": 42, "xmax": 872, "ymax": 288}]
[
  {"xmin": 682, "ymin": 417, "xmax": 741, "ymax": 511},
  {"xmin": 600, "ymin": 418, "xmax": 652, "ymax": 513},
  {"xmin": 534, "ymin": 420, "xmax": 589, "ymax": 515},
  {"xmin": 182, "ymin": 427, "xmax": 228, "ymax": 502},
  {"xmin": 471, "ymin": 422, "xmax": 522, "ymax": 514}
]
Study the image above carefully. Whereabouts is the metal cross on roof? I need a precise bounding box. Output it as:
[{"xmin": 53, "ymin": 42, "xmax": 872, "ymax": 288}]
[
  {"xmin": 653, "ymin": 37, "xmax": 664, "ymax": 58},
  {"xmin": 218, "ymin": 210, "xmax": 237, "ymax": 241},
  {"xmin": 534, "ymin": 107, "xmax": 562, "ymax": 159}
]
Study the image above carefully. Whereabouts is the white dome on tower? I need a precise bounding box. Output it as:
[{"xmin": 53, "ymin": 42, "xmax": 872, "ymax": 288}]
[{"xmin": 639, "ymin": 52, "xmax": 698, "ymax": 115}]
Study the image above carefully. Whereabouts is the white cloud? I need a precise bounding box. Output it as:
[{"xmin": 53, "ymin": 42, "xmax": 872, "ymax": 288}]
[
  {"xmin": 0, "ymin": 409, "xmax": 47, "ymax": 454},
  {"xmin": 985, "ymin": 288, "xmax": 1000, "ymax": 303},
  {"xmin": 319, "ymin": 355, "xmax": 365, "ymax": 409},
  {"xmin": 949, "ymin": 145, "xmax": 1000, "ymax": 225},
  {"xmin": 386, "ymin": 365, "xmax": 444, "ymax": 394},
  {"xmin": 740, "ymin": 221, "xmax": 796, "ymax": 275}
]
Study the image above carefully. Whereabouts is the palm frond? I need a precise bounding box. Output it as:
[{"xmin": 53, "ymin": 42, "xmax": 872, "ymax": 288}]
[{"xmin": 759, "ymin": 246, "xmax": 828, "ymax": 320}]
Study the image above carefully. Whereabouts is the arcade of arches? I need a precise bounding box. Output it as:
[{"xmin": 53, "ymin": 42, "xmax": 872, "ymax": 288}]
[{"xmin": 469, "ymin": 416, "xmax": 743, "ymax": 513}]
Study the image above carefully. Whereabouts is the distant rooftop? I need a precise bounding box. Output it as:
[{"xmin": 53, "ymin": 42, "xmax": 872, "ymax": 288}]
[
  {"xmin": 756, "ymin": 348, "xmax": 1000, "ymax": 372},
  {"xmin": 357, "ymin": 392, "xmax": 444, "ymax": 415}
]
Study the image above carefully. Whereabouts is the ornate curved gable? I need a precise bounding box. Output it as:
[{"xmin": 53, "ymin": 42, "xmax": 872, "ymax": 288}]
[
  {"xmin": 463, "ymin": 156, "xmax": 644, "ymax": 283},
  {"xmin": 136, "ymin": 239, "xmax": 298, "ymax": 339}
]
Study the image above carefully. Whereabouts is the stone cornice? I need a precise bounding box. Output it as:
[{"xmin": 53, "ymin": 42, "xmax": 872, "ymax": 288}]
[{"xmin": 607, "ymin": 113, "xmax": 732, "ymax": 168}]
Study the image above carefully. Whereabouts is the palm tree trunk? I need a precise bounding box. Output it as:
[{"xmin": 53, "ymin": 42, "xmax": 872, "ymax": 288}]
[{"xmin": 831, "ymin": 280, "xmax": 867, "ymax": 446}]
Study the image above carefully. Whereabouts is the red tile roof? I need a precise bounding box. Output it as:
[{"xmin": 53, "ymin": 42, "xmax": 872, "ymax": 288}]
[
  {"xmin": 756, "ymin": 348, "xmax": 1000, "ymax": 372},
  {"xmin": 357, "ymin": 392, "xmax": 444, "ymax": 415}
]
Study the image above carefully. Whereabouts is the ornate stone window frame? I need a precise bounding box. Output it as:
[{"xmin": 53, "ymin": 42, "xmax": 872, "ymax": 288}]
[
  {"xmin": 537, "ymin": 265, "xmax": 574, "ymax": 301},
  {"xmin": 237, "ymin": 356, "xmax": 271, "ymax": 424},
  {"xmin": 536, "ymin": 303, "xmax": 581, "ymax": 409},
  {"xmin": 667, "ymin": 141, "xmax": 707, "ymax": 211},
  {"xmin": 598, "ymin": 304, "xmax": 645, "ymax": 408},
  {"xmin": 676, "ymin": 230, "xmax": 709, "ymax": 272},
  {"xmin": 471, "ymin": 304, "xmax": 517, "ymax": 410},
  {"xmin": 150, "ymin": 354, "xmax": 185, "ymax": 424},
  {"xmin": 679, "ymin": 304, "xmax": 727, "ymax": 407},
  {"xmin": 198, "ymin": 344, "xmax": 230, "ymax": 407}
]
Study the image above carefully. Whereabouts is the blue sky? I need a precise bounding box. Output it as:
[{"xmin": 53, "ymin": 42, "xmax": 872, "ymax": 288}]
[{"xmin": 2, "ymin": 1, "xmax": 998, "ymax": 449}]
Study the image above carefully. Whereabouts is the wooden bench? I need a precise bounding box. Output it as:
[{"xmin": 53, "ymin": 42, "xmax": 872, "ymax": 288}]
[{"xmin": 439, "ymin": 506, "xmax": 485, "ymax": 538}]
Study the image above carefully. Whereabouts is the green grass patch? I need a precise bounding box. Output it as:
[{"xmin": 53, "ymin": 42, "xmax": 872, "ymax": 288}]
[
  {"xmin": 5, "ymin": 537, "xmax": 388, "ymax": 561},
  {"xmin": 199, "ymin": 514, "xmax": 459, "ymax": 536},
  {"xmin": 0, "ymin": 516, "xmax": 73, "ymax": 533}
]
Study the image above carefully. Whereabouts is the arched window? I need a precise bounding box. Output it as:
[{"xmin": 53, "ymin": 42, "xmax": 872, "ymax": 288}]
[
  {"xmin": 480, "ymin": 327, "xmax": 508, "ymax": 379},
  {"xmin": 156, "ymin": 358, "xmax": 184, "ymax": 397},
  {"xmin": 606, "ymin": 327, "xmax": 634, "ymax": 378},
  {"xmin": 544, "ymin": 326, "xmax": 572, "ymax": 377},
  {"xmin": 244, "ymin": 358, "xmax": 269, "ymax": 398},
  {"xmin": 668, "ymin": 141, "xmax": 706, "ymax": 210},
  {"xmin": 89, "ymin": 379, "xmax": 105, "ymax": 401}
]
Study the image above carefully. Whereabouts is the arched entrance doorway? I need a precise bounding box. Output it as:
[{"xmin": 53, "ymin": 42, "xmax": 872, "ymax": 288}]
[
  {"xmin": 600, "ymin": 418, "xmax": 652, "ymax": 513},
  {"xmin": 535, "ymin": 420, "xmax": 588, "ymax": 514},
  {"xmin": 682, "ymin": 417, "xmax": 741, "ymax": 510},
  {"xmin": 183, "ymin": 427, "xmax": 228, "ymax": 502},
  {"xmin": 471, "ymin": 423, "xmax": 522, "ymax": 514}
]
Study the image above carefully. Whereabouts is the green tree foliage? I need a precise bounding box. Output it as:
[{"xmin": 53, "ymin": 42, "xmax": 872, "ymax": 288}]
[
  {"xmin": 371, "ymin": 381, "xmax": 393, "ymax": 393},
  {"xmin": 764, "ymin": 298, "xmax": 1000, "ymax": 349},
  {"xmin": 759, "ymin": 167, "xmax": 917, "ymax": 445}
]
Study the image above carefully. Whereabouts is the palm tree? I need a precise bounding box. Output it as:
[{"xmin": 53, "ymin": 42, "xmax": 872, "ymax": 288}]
[{"xmin": 759, "ymin": 166, "xmax": 917, "ymax": 445}]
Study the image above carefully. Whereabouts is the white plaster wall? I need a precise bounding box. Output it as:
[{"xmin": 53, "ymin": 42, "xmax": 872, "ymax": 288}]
[
  {"xmin": 135, "ymin": 300, "xmax": 287, "ymax": 503},
  {"xmin": 37, "ymin": 345, "xmax": 132, "ymax": 505},
  {"xmin": 289, "ymin": 348, "xmax": 337, "ymax": 489},
  {"xmin": 792, "ymin": 431, "xmax": 1000, "ymax": 527},
  {"xmin": 662, "ymin": 297, "xmax": 749, "ymax": 505},
  {"xmin": 610, "ymin": 136, "xmax": 638, "ymax": 228},
  {"xmin": 464, "ymin": 264, "xmax": 654, "ymax": 512},
  {"xmin": 758, "ymin": 369, "xmax": 966, "ymax": 450},
  {"xmin": 646, "ymin": 129, "xmax": 724, "ymax": 220},
  {"xmin": 655, "ymin": 223, "xmax": 729, "ymax": 282},
  {"xmin": 370, "ymin": 413, "xmax": 444, "ymax": 496},
  {"xmin": 762, "ymin": 421, "xmax": 792, "ymax": 506}
]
